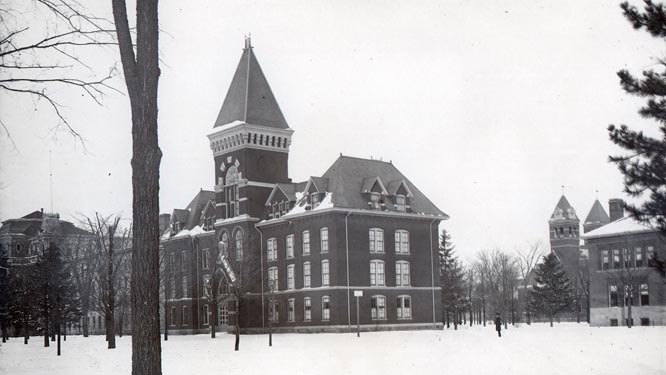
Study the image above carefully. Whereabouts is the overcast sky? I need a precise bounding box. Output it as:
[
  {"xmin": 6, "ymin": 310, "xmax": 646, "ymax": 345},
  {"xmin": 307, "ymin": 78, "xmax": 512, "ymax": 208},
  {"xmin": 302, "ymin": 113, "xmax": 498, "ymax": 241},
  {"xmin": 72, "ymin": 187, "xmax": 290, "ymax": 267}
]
[{"xmin": 0, "ymin": 1, "xmax": 662, "ymax": 260}]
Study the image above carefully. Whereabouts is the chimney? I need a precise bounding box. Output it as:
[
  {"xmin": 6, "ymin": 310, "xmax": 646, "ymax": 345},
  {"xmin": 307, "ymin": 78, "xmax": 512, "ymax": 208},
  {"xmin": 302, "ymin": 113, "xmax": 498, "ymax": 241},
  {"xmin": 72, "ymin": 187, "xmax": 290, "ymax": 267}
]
[
  {"xmin": 609, "ymin": 198, "xmax": 624, "ymax": 222},
  {"xmin": 159, "ymin": 214, "xmax": 171, "ymax": 234}
]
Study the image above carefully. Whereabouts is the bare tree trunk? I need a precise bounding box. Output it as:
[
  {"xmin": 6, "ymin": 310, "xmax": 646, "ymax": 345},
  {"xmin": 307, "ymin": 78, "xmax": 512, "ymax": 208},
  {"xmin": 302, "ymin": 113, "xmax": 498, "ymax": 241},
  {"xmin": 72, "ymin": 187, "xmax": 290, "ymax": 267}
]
[
  {"xmin": 107, "ymin": 220, "xmax": 118, "ymax": 349},
  {"xmin": 112, "ymin": 0, "xmax": 162, "ymax": 373},
  {"xmin": 234, "ymin": 296, "xmax": 240, "ymax": 351}
]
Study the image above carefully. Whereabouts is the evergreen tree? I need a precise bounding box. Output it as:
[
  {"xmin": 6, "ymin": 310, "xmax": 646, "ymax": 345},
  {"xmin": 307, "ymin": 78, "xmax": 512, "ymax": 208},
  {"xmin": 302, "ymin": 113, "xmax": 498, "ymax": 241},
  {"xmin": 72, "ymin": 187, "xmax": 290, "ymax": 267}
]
[
  {"xmin": 439, "ymin": 230, "xmax": 466, "ymax": 328},
  {"xmin": 529, "ymin": 253, "xmax": 575, "ymax": 327},
  {"xmin": 610, "ymin": 1, "xmax": 666, "ymax": 278},
  {"xmin": 8, "ymin": 266, "xmax": 39, "ymax": 344}
]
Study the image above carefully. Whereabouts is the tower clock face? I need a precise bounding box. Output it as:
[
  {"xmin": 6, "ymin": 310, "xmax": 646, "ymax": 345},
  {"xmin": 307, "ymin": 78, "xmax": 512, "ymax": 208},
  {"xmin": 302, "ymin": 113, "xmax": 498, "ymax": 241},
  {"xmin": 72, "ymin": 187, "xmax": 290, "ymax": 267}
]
[{"xmin": 219, "ymin": 157, "xmax": 241, "ymax": 185}]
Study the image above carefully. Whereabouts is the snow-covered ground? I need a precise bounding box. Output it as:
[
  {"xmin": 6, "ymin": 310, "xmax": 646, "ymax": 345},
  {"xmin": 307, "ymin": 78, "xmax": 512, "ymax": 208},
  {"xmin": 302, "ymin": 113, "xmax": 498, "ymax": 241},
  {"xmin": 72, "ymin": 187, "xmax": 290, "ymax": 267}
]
[{"xmin": 1, "ymin": 323, "xmax": 664, "ymax": 375}]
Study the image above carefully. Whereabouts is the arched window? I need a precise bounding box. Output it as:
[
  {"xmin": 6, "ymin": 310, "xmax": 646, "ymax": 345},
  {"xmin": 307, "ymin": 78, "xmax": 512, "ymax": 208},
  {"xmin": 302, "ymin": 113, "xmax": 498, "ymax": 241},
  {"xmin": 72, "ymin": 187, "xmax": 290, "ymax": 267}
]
[
  {"xmin": 394, "ymin": 230, "xmax": 409, "ymax": 254},
  {"xmin": 235, "ymin": 229, "xmax": 243, "ymax": 261},
  {"xmin": 219, "ymin": 232, "xmax": 229, "ymax": 257},
  {"xmin": 369, "ymin": 228, "xmax": 384, "ymax": 253},
  {"xmin": 396, "ymin": 261, "xmax": 410, "ymax": 286},
  {"xmin": 371, "ymin": 295, "xmax": 386, "ymax": 320}
]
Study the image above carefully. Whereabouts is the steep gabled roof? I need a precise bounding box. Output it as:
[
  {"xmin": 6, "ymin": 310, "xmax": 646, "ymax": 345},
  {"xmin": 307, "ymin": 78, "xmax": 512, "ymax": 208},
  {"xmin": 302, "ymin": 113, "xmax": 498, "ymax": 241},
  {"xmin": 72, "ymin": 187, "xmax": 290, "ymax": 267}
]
[
  {"xmin": 387, "ymin": 179, "xmax": 414, "ymax": 197},
  {"xmin": 549, "ymin": 195, "xmax": 578, "ymax": 222},
  {"xmin": 584, "ymin": 199, "xmax": 610, "ymax": 226},
  {"xmin": 321, "ymin": 156, "xmax": 447, "ymax": 217},
  {"xmin": 213, "ymin": 38, "xmax": 288, "ymax": 129},
  {"xmin": 265, "ymin": 183, "xmax": 298, "ymax": 206},
  {"xmin": 183, "ymin": 190, "xmax": 216, "ymax": 230},
  {"xmin": 304, "ymin": 177, "xmax": 329, "ymax": 194}
]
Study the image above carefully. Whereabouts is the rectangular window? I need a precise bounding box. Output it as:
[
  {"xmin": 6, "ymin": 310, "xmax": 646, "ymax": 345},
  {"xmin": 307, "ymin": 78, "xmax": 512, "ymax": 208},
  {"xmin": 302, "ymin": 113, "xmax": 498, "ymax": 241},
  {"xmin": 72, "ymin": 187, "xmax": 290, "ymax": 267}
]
[
  {"xmin": 609, "ymin": 285, "xmax": 618, "ymax": 307},
  {"xmin": 182, "ymin": 276, "xmax": 187, "ymax": 298},
  {"xmin": 287, "ymin": 299, "xmax": 295, "ymax": 322},
  {"xmin": 601, "ymin": 250, "xmax": 609, "ymax": 270},
  {"xmin": 640, "ymin": 283, "xmax": 649, "ymax": 306},
  {"xmin": 370, "ymin": 192, "xmax": 380, "ymax": 210},
  {"xmin": 287, "ymin": 264, "xmax": 295, "ymax": 290},
  {"xmin": 612, "ymin": 249, "xmax": 621, "ymax": 269},
  {"xmin": 170, "ymin": 306, "xmax": 176, "ymax": 326},
  {"xmin": 320, "ymin": 227, "xmax": 329, "ymax": 253},
  {"xmin": 286, "ymin": 235, "xmax": 294, "ymax": 258},
  {"xmin": 269, "ymin": 300, "xmax": 279, "ymax": 323},
  {"xmin": 311, "ymin": 193, "xmax": 320, "ymax": 209},
  {"xmin": 218, "ymin": 305, "xmax": 229, "ymax": 325},
  {"xmin": 370, "ymin": 260, "xmax": 385, "ymax": 286},
  {"xmin": 268, "ymin": 267, "xmax": 278, "ymax": 292},
  {"xmin": 371, "ymin": 296, "xmax": 386, "ymax": 320},
  {"xmin": 624, "ymin": 285, "xmax": 633, "ymax": 307},
  {"xmin": 322, "ymin": 296, "xmax": 330, "ymax": 321},
  {"xmin": 267, "ymin": 238, "xmax": 278, "ymax": 261},
  {"xmin": 169, "ymin": 253, "xmax": 175, "ymax": 269},
  {"xmin": 182, "ymin": 306, "xmax": 188, "ymax": 325},
  {"xmin": 623, "ymin": 248, "xmax": 631, "ymax": 269},
  {"xmin": 647, "ymin": 246, "xmax": 655, "ymax": 266},
  {"xmin": 396, "ymin": 195, "xmax": 406, "ymax": 212},
  {"xmin": 369, "ymin": 228, "xmax": 384, "ymax": 253},
  {"xmin": 304, "ymin": 297, "xmax": 312, "ymax": 321},
  {"xmin": 202, "ymin": 248, "xmax": 209, "ymax": 269},
  {"xmin": 303, "ymin": 262, "xmax": 311, "ymax": 288},
  {"xmin": 321, "ymin": 260, "xmax": 330, "ymax": 286},
  {"xmin": 170, "ymin": 276, "xmax": 176, "ymax": 299},
  {"xmin": 397, "ymin": 296, "xmax": 411, "ymax": 319},
  {"xmin": 395, "ymin": 230, "xmax": 410, "ymax": 254},
  {"xmin": 635, "ymin": 247, "xmax": 643, "ymax": 268},
  {"xmin": 303, "ymin": 231, "xmax": 310, "ymax": 255},
  {"xmin": 396, "ymin": 261, "xmax": 410, "ymax": 286},
  {"xmin": 202, "ymin": 304, "xmax": 209, "ymax": 325},
  {"xmin": 181, "ymin": 251, "xmax": 187, "ymax": 271}
]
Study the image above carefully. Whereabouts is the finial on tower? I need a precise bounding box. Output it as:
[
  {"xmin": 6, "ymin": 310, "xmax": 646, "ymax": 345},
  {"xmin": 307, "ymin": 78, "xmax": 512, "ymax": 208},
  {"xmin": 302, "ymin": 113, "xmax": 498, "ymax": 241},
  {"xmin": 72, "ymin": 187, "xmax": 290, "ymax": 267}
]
[
  {"xmin": 244, "ymin": 33, "xmax": 252, "ymax": 49},
  {"xmin": 561, "ymin": 184, "xmax": 565, "ymax": 196}
]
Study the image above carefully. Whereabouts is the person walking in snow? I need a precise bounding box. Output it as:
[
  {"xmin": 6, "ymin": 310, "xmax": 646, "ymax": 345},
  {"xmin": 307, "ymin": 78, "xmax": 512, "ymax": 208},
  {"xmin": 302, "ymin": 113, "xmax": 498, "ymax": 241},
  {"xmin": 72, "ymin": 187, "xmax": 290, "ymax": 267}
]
[{"xmin": 494, "ymin": 313, "xmax": 502, "ymax": 337}]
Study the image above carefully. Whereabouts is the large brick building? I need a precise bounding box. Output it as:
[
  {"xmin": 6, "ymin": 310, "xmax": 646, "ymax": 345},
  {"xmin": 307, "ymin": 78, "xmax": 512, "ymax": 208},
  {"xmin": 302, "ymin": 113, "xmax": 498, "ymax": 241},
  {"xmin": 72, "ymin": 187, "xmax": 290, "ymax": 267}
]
[
  {"xmin": 160, "ymin": 38, "xmax": 448, "ymax": 334},
  {"xmin": 547, "ymin": 195, "xmax": 666, "ymax": 326}
]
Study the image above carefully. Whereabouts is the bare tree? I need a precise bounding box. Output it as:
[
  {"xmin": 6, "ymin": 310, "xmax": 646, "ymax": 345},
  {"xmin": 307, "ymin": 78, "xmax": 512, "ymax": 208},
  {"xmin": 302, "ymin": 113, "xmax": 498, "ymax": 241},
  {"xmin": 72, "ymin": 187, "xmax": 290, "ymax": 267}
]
[
  {"xmin": 111, "ymin": 1, "xmax": 162, "ymax": 373},
  {"xmin": 62, "ymin": 234, "xmax": 98, "ymax": 337},
  {"xmin": 0, "ymin": 1, "xmax": 119, "ymax": 142},
  {"xmin": 515, "ymin": 241, "xmax": 544, "ymax": 324}
]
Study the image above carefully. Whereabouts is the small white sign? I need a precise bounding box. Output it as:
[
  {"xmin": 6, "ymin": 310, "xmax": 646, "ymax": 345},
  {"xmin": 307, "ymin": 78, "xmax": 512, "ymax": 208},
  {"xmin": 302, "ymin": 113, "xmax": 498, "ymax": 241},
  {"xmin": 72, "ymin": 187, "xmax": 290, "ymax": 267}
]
[{"xmin": 354, "ymin": 290, "xmax": 363, "ymax": 297}]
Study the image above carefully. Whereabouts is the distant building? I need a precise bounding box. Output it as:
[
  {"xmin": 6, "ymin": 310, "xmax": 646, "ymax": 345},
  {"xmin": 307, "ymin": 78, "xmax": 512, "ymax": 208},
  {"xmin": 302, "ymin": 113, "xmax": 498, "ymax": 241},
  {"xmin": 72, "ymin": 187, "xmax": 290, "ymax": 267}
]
[
  {"xmin": 160, "ymin": 37, "xmax": 448, "ymax": 334},
  {"xmin": 583, "ymin": 207, "xmax": 665, "ymax": 326},
  {"xmin": 547, "ymin": 196, "xmax": 666, "ymax": 326},
  {"xmin": 0, "ymin": 210, "xmax": 111, "ymax": 335}
]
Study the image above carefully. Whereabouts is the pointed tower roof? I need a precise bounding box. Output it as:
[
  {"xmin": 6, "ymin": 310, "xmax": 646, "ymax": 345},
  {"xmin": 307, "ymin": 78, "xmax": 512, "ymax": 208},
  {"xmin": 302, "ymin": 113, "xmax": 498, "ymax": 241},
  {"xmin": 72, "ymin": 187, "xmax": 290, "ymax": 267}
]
[
  {"xmin": 549, "ymin": 195, "xmax": 579, "ymax": 222},
  {"xmin": 213, "ymin": 37, "xmax": 288, "ymax": 129},
  {"xmin": 584, "ymin": 199, "xmax": 610, "ymax": 226}
]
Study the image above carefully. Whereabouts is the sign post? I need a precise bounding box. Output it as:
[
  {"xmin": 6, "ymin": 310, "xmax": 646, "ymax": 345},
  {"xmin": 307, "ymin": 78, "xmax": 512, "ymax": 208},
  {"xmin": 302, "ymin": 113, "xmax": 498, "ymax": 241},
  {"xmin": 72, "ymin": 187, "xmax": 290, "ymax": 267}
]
[{"xmin": 353, "ymin": 290, "xmax": 363, "ymax": 337}]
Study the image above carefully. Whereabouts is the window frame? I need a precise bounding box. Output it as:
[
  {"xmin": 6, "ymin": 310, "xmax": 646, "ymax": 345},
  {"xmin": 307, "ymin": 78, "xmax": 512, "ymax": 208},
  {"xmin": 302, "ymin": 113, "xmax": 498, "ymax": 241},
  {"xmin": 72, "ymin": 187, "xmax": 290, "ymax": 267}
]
[
  {"xmin": 321, "ymin": 259, "xmax": 330, "ymax": 286},
  {"xmin": 304, "ymin": 297, "xmax": 312, "ymax": 321},
  {"xmin": 370, "ymin": 260, "xmax": 385, "ymax": 287},
  {"xmin": 235, "ymin": 230, "xmax": 243, "ymax": 261},
  {"xmin": 369, "ymin": 228, "xmax": 384, "ymax": 253},
  {"xmin": 303, "ymin": 261, "xmax": 311, "ymax": 288},
  {"xmin": 609, "ymin": 285, "xmax": 618, "ymax": 307},
  {"xmin": 320, "ymin": 227, "xmax": 329, "ymax": 253},
  {"xmin": 394, "ymin": 230, "xmax": 410, "ymax": 254},
  {"xmin": 287, "ymin": 264, "xmax": 295, "ymax": 290},
  {"xmin": 322, "ymin": 296, "xmax": 330, "ymax": 321},
  {"xmin": 395, "ymin": 194, "xmax": 406, "ymax": 212},
  {"xmin": 267, "ymin": 238, "xmax": 278, "ymax": 262},
  {"xmin": 371, "ymin": 295, "xmax": 386, "ymax": 320},
  {"xmin": 268, "ymin": 266, "xmax": 279, "ymax": 292},
  {"xmin": 396, "ymin": 260, "xmax": 410, "ymax": 287},
  {"xmin": 302, "ymin": 230, "xmax": 310, "ymax": 255},
  {"xmin": 397, "ymin": 295, "xmax": 412, "ymax": 319},
  {"xmin": 640, "ymin": 283, "xmax": 649, "ymax": 306},
  {"xmin": 287, "ymin": 298, "xmax": 295, "ymax": 322},
  {"xmin": 202, "ymin": 304, "xmax": 210, "ymax": 325},
  {"xmin": 182, "ymin": 305, "xmax": 188, "ymax": 326},
  {"xmin": 202, "ymin": 248, "xmax": 210, "ymax": 270},
  {"xmin": 286, "ymin": 234, "xmax": 294, "ymax": 259}
]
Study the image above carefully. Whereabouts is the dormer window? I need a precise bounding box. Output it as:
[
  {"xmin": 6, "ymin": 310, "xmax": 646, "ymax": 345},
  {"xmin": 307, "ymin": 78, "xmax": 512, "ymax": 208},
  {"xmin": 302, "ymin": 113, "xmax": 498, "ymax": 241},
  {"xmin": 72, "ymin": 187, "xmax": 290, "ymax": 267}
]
[
  {"xmin": 370, "ymin": 193, "xmax": 381, "ymax": 210},
  {"xmin": 203, "ymin": 215, "xmax": 214, "ymax": 231},
  {"xmin": 171, "ymin": 222, "xmax": 181, "ymax": 234},
  {"xmin": 395, "ymin": 195, "xmax": 406, "ymax": 212},
  {"xmin": 311, "ymin": 193, "xmax": 320, "ymax": 209}
]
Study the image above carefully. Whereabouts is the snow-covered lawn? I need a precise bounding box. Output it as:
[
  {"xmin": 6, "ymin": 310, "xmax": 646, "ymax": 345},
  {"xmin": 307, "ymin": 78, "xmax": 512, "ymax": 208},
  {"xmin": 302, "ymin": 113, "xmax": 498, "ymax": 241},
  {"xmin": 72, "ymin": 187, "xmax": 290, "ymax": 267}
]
[{"xmin": 1, "ymin": 323, "xmax": 664, "ymax": 375}]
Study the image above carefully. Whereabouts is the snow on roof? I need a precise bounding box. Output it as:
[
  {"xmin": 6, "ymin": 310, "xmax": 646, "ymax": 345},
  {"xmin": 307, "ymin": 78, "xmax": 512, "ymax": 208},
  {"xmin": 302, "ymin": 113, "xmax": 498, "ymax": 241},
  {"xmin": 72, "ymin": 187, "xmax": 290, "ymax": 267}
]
[
  {"xmin": 282, "ymin": 192, "xmax": 334, "ymax": 218},
  {"xmin": 583, "ymin": 216, "xmax": 658, "ymax": 240}
]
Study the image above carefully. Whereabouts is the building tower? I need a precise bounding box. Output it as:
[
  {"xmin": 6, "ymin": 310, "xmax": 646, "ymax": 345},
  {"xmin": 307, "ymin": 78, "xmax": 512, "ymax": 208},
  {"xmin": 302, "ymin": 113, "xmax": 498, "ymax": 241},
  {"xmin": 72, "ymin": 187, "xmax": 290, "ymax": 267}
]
[
  {"xmin": 549, "ymin": 195, "xmax": 581, "ymax": 263},
  {"xmin": 207, "ymin": 36, "xmax": 294, "ymax": 222},
  {"xmin": 583, "ymin": 199, "xmax": 610, "ymax": 234}
]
